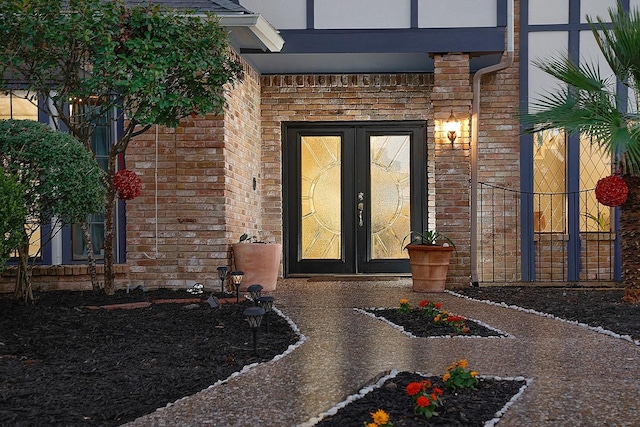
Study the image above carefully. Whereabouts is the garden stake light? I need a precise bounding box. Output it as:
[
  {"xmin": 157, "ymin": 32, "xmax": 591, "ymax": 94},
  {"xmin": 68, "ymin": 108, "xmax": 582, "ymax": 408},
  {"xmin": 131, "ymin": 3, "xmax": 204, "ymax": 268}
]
[
  {"xmin": 230, "ymin": 271, "xmax": 244, "ymax": 303},
  {"xmin": 247, "ymin": 284, "xmax": 263, "ymax": 304},
  {"xmin": 243, "ymin": 306, "xmax": 265, "ymax": 356},
  {"xmin": 257, "ymin": 296, "xmax": 274, "ymax": 333},
  {"xmin": 216, "ymin": 266, "xmax": 228, "ymax": 294}
]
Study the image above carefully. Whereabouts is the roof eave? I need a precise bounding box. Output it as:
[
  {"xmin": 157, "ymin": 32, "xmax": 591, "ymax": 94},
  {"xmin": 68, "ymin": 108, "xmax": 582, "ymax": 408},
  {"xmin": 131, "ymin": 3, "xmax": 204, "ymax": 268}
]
[{"xmin": 218, "ymin": 14, "xmax": 284, "ymax": 52}]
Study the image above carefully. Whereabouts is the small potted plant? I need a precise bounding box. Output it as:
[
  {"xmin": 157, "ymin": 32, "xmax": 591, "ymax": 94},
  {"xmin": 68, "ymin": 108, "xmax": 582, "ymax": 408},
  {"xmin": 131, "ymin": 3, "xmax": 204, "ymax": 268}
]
[
  {"xmin": 402, "ymin": 230, "xmax": 455, "ymax": 293},
  {"xmin": 231, "ymin": 233, "xmax": 282, "ymax": 291}
]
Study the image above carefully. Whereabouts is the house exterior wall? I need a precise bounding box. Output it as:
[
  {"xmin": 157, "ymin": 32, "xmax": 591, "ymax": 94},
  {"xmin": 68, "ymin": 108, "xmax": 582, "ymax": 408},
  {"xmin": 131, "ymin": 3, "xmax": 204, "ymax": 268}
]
[
  {"xmin": 118, "ymin": 53, "xmax": 263, "ymax": 290},
  {"xmin": 260, "ymin": 59, "xmax": 484, "ymax": 287}
]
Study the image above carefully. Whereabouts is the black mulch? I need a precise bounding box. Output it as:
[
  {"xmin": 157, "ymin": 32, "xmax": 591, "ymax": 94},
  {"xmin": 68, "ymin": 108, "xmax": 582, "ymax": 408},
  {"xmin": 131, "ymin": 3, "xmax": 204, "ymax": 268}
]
[
  {"xmin": 316, "ymin": 372, "xmax": 526, "ymax": 427},
  {"xmin": 0, "ymin": 288, "xmax": 299, "ymax": 427},
  {"xmin": 366, "ymin": 309, "xmax": 506, "ymax": 337},
  {"xmin": 1, "ymin": 286, "xmax": 637, "ymax": 426},
  {"xmin": 453, "ymin": 286, "xmax": 640, "ymax": 341}
]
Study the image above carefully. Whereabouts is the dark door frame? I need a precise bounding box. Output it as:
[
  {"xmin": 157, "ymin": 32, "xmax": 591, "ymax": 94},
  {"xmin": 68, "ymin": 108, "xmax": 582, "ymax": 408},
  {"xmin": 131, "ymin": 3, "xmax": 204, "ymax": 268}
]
[{"xmin": 282, "ymin": 120, "xmax": 427, "ymax": 276}]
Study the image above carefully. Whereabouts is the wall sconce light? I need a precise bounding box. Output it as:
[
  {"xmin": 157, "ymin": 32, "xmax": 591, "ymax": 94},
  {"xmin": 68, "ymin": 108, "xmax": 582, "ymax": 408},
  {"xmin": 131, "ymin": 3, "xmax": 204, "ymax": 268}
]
[{"xmin": 444, "ymin": 110, "xmax": 460, "ymax": 146}]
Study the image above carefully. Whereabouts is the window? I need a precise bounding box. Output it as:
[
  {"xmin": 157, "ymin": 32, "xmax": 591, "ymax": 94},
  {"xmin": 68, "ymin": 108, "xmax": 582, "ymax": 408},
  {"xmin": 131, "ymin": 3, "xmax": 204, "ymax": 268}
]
[
  {"xmin": 1, "ymin": 90, "xmax": 41, "ymax": 258},
  {"xmin": 70, "ymin": 99, "xmax": 111, "ymax": 260},
  {"xmin": 533, "ymin": 129, "xmax": 612, "ymax": 233}
]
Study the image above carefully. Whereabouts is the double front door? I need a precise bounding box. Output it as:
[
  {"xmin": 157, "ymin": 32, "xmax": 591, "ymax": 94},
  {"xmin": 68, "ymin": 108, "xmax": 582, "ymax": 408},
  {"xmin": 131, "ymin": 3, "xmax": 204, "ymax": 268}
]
[{"xmin": 283, "ymin": 122, "xmax": 427, "ymax": 275}]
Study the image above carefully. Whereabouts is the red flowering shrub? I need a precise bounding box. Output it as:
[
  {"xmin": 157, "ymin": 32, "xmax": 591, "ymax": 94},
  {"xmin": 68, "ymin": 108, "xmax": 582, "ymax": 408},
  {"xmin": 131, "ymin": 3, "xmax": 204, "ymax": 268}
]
[
  {"xmin": 114, "ymin": 169, "xmax": 142, "ymax": 200},
  {"xmin": 595, "ymin": 175, "xmax": 628, "ymax": 207}
]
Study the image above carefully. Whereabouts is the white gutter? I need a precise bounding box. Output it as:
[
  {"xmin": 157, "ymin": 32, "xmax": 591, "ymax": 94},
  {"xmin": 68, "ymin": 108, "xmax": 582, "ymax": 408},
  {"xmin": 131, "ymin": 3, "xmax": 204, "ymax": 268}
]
[
  {"xmin": 470, "ymin": 0, "xmax": 514, "ymax": 286},
  {"xmin": 217, "ymin": 14, "xmax": 285, "ymax": 52}
]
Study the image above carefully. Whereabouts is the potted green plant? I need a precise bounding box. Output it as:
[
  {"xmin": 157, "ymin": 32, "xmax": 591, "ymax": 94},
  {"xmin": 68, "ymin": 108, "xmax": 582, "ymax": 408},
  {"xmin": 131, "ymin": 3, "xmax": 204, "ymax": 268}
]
[
  {"xmin": 402, "ymin": 230, "xmax": 455, "ymax": 293},
  {"xmin": 231, "ymin": 233, "xmax": 282, "ymax": 292}
]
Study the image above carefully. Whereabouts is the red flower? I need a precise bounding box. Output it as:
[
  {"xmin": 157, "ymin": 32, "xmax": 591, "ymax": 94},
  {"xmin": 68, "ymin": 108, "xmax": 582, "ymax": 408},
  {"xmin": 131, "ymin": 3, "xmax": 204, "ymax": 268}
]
[
  {"xmin": 416, "ymin": 395, "xmax": 431, "ymax": 408},
  {"xmin": 419, "ymin": 300, "xmax": 427, "ymax": 308},
  {"xmin": 114, "ymin": 169, "xmax": 142, "ymax": 200},
  {"xmin": 595, "ymin": 175, "xmax": 628, "ymax": 207},
  {"xmin": 435, "ymin": 303, "xmax": 442, "ymax": 309},
  {"xmin": 406, "ymin": 382, "xmax": 422, "ymax": 396}
]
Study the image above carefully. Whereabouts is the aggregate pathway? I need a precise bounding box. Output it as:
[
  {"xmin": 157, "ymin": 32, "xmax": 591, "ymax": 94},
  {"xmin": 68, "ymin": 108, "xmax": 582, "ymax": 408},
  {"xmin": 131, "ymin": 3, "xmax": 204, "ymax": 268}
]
[{"xmin": 125, "ymin": 279, "xmax": 640, "ymax": 427}]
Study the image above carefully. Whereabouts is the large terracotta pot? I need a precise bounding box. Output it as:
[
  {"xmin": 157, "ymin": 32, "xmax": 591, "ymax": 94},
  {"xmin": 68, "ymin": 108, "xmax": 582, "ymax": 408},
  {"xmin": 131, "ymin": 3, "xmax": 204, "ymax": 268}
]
[
  {"xmin": 231, "ymin": 243, "xmax": 282, "ymax": 292},
  {"xmin": 406, "ymin": 244, "xmax": 454, "ymax": 292}
]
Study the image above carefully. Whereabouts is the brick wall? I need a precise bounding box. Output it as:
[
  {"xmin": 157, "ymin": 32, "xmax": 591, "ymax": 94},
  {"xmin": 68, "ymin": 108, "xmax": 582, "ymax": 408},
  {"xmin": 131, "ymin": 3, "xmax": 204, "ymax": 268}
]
[
  {"xmin": 124, "ymin": 53, "xmax": 262, "ymax": 290},
  {"xmin": 260, "ymin": 72, "xmax": 476, "ymax": 286}
]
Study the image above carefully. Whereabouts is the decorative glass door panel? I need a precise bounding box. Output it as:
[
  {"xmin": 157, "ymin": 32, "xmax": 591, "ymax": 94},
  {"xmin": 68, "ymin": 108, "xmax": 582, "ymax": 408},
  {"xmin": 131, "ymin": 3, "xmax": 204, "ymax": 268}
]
[
  {"xmin": 369, "ymin": 135, "xmax": 411, "ymax": 260},
  {"xmin": 301, "ymin": 136, "xmax": 342, "ymax": 259},
  {"xmin": 284, "ymin": 122, "xmax": 425, "ymax": 276}
]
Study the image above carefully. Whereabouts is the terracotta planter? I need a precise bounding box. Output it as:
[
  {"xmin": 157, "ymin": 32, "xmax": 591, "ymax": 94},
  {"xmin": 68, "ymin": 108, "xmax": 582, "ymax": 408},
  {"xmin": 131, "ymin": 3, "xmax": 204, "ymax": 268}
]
[
  {"xmin": 406, "ymin": 244, "xmax": 454, "ymax": 292},
  {"xmin": 231, "ymin": 243, "xmax": 282, "ymax": 292}
]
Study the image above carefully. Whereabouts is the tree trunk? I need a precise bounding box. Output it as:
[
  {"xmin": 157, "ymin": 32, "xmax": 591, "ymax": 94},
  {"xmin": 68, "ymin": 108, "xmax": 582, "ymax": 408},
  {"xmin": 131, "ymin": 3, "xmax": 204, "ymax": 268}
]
[
  {"xmin": 621, "ymin": 175, "xmax": 640, "ymax": 303},
  {"xmin": 13, "ymin": 235, "xmax": 33, "ymax": 303},
  {"xmin": 103, "ymin": 153, "xmax": 117, "ymax": 295},
  {"xmin": 80, "ymin": 221, "xmax": 101, "ymax": 292}
]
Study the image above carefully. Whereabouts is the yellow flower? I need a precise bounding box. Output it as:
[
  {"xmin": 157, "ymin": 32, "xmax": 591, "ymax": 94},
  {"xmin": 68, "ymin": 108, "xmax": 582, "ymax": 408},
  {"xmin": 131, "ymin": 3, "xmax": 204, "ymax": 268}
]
[
  {"xmin": 458, "ymin": 359, "xmax": 468, "ymax": 369},
  {"xmin": 366, "ymin": 423, "xmax": 377, "ymax": 427},
  {"xmin": 470, "ymin": 371, "xmax": 478, "ymax": 377},
  {"xmin": 400, "ymin": 298, "xmax": 408, "ymax": 305},
  {"xmin": 371, "ymin": 409, "xmax": 390, "ymax": 425},
  {"xmin": 443, "ymin": 372, "xmax": 450, "ymax": 382}
]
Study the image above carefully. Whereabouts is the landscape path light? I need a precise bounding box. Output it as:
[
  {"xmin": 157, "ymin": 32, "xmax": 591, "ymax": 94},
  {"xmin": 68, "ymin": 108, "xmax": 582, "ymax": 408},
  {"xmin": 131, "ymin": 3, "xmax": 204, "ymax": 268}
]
[
  {"xmin": 247, "ymin": 284, "xmax": 263, "ymax": 303},
  {"xmin": 216, "ymin": 266, "xmax": 228, "ymax": 294},
  {"xmin": 243, "ymin": 306, "xmax": 265, "ymax": 356},
  {"xmin": 257, "ymin": 296, "xmax": 274, "ymax": 334},
  {"xmin": 230, "ymin": 271, "xmax": 244, "ymax": 303}
]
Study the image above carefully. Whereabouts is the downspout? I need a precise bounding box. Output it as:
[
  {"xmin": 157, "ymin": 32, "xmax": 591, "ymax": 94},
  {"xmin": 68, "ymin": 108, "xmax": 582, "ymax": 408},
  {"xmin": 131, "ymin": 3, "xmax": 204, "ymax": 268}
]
[{"xmin": 470, "ymin": 0, "xmax": 514, "ymax": 286}]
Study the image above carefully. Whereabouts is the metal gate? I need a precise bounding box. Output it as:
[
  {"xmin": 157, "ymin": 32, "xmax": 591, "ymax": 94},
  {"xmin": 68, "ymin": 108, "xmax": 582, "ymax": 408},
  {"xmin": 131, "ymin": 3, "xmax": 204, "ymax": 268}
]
[{"xmin": 477, "ymin": 182, "xmax": 619, "ymax": 283}]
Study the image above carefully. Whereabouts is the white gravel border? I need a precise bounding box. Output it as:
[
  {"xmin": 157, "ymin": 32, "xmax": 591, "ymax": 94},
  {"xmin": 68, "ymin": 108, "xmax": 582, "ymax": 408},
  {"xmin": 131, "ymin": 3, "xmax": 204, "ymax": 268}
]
[
  {"xmin": 299, "ymin": 370, "xmax": 532, "ymax": 427},
  {"xmin": 355, "ymin": 307, "xmax": 514, "ymax": 339},
  {"xmin": 446, "ymin": 290, "xmax": 640, "ymax": 346}
]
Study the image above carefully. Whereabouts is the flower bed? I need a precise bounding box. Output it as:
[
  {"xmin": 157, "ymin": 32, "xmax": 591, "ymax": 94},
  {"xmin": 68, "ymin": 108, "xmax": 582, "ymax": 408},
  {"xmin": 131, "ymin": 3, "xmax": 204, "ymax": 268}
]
[
  {"xmin": 310, "ymin": 369, "xmax": 530, "ymax": 426},
  {"xmin": 358, "ymin": 299, "xmax": 510, "ymax": 339}
]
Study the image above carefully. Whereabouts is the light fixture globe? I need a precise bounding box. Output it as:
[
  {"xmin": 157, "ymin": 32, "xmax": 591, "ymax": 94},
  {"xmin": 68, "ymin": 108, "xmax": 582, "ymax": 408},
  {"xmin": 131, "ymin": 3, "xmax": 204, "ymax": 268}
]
[
  {"xmin": 216, "ymin": 266, "xmax": 228, "ymax": 294},
  {"xmin": 444, "ymin": 110, "xmax": 460, "ymax": 145},
  {"xmin": 247, "ymin": 284, "xmax": 263, "ymax": 303},
  {"xmin": 230, "ymin": 271, "xmax": 244, "ymax": 302}
]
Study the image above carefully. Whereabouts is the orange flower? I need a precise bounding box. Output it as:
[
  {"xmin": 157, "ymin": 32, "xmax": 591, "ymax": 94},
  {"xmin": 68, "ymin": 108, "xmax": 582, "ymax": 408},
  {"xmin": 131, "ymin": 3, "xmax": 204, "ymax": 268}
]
[
  {"xmin": 400, "ymin": 298, "xmax": 408, "ymax": 305},
  {"xmin": 470, "ymin": 371, "xmax": 478, "ymax": 377},
  {"xmin": 406, "ymin": 382, "xmax": 422, "ymax": 396},
  {"xmin": 371, "ymin": 409, "xmax": 390, "ymax": 425},
  {"xmin": 442, "ymin": 373, "xmax": 450, "ymax": 382},
  {"xmin": 416, "ymin": 395, "xmax": 431, "ymax": 408}
]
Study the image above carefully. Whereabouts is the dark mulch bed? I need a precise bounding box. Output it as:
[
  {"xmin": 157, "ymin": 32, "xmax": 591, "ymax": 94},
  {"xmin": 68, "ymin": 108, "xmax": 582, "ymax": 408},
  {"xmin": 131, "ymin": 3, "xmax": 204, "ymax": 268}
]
[
  {"xmin": 453, "ymin": 286, "xmax": 640, "ymax": 341},
  {"xmin": 316, "ymin": 372, "xmax": 526, "ymax": 426},
  {"xmin": 0, "ymin": 288, "xmax": 299, "ymax": 427},
  {"xmin": 366, "ymin": 309, "xmax": 506, "ymax": 337}
]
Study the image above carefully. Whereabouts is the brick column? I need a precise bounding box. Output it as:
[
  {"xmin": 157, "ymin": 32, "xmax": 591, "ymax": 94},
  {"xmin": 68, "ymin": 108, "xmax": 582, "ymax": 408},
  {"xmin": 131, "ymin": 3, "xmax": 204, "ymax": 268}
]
[{"xmin": 431, "ymin": 53, "xmax": 472, "ymax": 287}]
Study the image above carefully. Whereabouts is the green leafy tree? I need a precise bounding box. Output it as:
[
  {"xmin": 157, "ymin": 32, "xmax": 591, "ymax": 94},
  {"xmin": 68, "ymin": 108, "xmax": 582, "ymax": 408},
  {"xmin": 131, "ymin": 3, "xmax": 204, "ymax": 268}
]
[
  {"xmin": 0, "ymin": 0, "xmax": 241, "ymax": 294},
  {"xmin": 522, "ymin": 2, "xmax": 640, "ymax": 302},
  {"xmin": 0, "ymin": 172, "xmax": 26, "ymax": 272},
  {"xmin": 0, "ymin": 119, "xmax": 106, "ymax": 301}
]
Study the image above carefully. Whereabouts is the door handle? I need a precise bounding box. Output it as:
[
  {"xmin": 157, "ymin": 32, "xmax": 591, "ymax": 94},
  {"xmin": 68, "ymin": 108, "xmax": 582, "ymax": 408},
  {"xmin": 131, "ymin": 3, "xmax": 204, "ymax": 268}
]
[{"xmin": 357, "ymin": 202, "xmax": 364, "ymax": 227}]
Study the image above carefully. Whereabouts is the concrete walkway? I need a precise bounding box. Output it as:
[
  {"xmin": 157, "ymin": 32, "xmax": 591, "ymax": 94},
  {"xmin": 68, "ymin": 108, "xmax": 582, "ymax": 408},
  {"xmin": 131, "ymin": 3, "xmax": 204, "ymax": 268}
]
[{"xmin": 126, "ymin": 279, "xmax": 640, "ymax": 426}]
